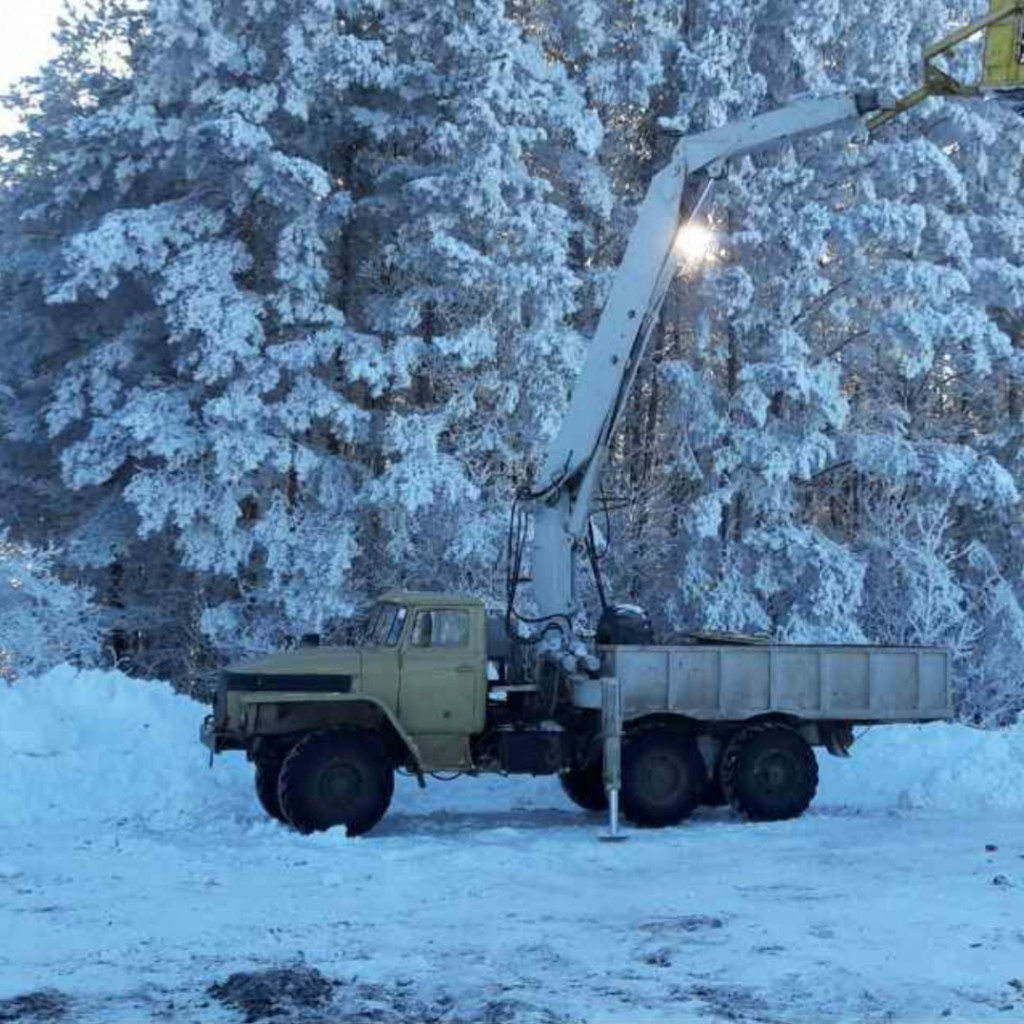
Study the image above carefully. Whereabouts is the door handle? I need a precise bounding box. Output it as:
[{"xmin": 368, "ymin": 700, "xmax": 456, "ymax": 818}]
[{"xmin": 456, "ymin": 665, "xmax": 475, "ymax": 673}]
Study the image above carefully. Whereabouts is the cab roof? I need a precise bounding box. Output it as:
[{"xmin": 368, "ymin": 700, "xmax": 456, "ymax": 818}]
[{"xmin": 377, "ymin": 590, "xmax": 485, "ymax": 608}]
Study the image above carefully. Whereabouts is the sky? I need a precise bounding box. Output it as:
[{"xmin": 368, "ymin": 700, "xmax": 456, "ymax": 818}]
[{"xmin": 0, "ymin": 1, "xmax": 63, "ymax": 135}]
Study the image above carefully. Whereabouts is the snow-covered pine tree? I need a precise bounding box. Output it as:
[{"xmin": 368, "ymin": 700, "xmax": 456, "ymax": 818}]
[
  {"xmin": 3, "ymin": 0, "xmax": 395, "ymax": 666},
  {"xmin": 328, "ymin": 0, "xmax": 602, "ymax": 600},
  {"xmin": 0, "ymin": 531, "xmax": 101, "ymax": 680},
  {"xmin": 0, "ymin": 0, "xmax": 601, "ymax": 673},
  {"xmin": 0, "ymin": 0, "xmax": 156, "ymax": 668},
  {"xmin": 787, "ymin": 0, "xmax": 1024, "ymax": 717}
]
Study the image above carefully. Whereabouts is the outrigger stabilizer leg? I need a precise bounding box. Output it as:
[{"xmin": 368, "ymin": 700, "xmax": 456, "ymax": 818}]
[{"xmin": 599, "ymin": 677, "xmax": 627, "ymax": 843}]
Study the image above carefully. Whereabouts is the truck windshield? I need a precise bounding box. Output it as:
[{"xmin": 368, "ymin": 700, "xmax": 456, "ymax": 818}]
[{"xmin": 367, "ymin": 603, "xmax": 408, "ymax": 647}]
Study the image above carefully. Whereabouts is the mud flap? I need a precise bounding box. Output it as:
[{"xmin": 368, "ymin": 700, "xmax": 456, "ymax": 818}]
[{"xmin": 824, "ymin": 723, "xmax": 855, "ymax": 758}]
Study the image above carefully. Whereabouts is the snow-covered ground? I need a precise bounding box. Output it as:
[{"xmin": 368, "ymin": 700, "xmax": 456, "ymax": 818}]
[{"xmin": 3, "ymin": 667, "xmax": 1024, "ymax": 1023}]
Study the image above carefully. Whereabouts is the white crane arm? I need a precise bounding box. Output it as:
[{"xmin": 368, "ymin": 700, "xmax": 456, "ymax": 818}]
[{"xmin": 529, "ymin": 92, "xmax": 880, "ymax": 628}]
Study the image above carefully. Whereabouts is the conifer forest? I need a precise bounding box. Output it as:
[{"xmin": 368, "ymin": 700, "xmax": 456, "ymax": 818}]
[{"xmin": 2, "ymin": 0, "xmax": 1023, "ymax": 724}]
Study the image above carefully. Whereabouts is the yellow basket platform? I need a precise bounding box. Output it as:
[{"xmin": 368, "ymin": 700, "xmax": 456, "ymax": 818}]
[{"xmin": 984, "ymin": 0, "xmax": 1024, "ymax": 94}]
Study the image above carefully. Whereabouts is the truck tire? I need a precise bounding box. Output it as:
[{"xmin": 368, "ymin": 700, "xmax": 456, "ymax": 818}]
[
  {"xmin": 559, "ymin": 761, "xmax": 608, "ymax": 812},
  {"xmin": 721, "ymin": 723, "xmax": 818, "ymax": 821},
  {"xmin": 255, "ymin": 756, "xmax": 288, "ymax": 824},
  {"xmin": 278, "ymin": 730, "xmax": 394, "ymax": 837},
  {"xmin": 621, "ymin": 730, "xmax": 706, "ymax": 827}
]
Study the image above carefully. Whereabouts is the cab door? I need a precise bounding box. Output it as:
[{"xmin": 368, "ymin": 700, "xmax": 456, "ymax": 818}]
[{"xmin": 398, "ymin": 607, "xmax": 485, "ymax": 735}]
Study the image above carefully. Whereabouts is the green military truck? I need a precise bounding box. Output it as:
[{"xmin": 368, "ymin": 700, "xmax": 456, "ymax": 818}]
[{"xmin": 202, "ymin": 590, "xmax": 950, "ymax": 836}]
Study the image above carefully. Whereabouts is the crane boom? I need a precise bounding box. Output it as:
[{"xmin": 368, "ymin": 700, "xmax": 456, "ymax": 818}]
[
  {"xmin": 526, "ymin": 0, "xmax": 1024, "ymax": 638},
  {"xmin": 529, "ymin": 92, "xmax": 881, "ymax": 629}
]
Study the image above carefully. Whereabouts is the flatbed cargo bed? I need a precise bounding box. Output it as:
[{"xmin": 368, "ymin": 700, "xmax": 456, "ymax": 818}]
[{"xmin": 599, "ymin": 642, "xmax": 952, "ymax": 723}]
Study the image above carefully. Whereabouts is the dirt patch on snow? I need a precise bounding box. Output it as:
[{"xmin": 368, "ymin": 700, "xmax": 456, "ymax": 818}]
[
  {"xmin": 639, "ymin": 914, "xmax": 725, "ymax": 934},
  {"xmin": 205, "ymin": 969, "xmax": 577, "ymax": 1024},
  {"xmin": 207, "ymin": 966, "xmax": 335, "ymax": 1022},
  {"xmin": 0, "ymin": 991, "xmax": 70, "ymax": 1023}
]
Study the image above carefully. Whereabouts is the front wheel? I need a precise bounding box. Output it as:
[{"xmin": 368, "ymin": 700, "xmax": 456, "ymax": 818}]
[
  {"xmin": 254, "ymin": 755, "xmax": 288, "ymax": 824},
  {"xmin": 621, "ymin": 730, "xmax": 706, "ymax": 828},
  {"xmin": 278, "ymin": 730, "xmax": 394, "ymax": 837},
  {"xmin": 721, "ymin": 723, "xmax": 818, "ymax": 821}
]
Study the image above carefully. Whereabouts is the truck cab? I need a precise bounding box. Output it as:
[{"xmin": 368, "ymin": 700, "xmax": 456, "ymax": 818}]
[
  {"xmin": 205, "ymin": 592, "xmax": 490, "ymax": 763},
  {"xmin": 360, "ymin": 593, "xmax": 489, "ymax": 769},
  {"xmin": 201, "ymin": 591, "xmax": 556, "ymax": 835}
]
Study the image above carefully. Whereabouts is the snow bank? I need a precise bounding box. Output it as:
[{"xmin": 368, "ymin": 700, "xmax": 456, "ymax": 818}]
[
  {"xmin": 0, "ymin": 665, "xmax": 253, "ymax": 828},
  {"xmin": 2, "ymin": 667, "xmax": 1023, "ymax": 832},
  {"xmin": 818, "ymin": 719, "xmax": 1024, "ymax": 813}
]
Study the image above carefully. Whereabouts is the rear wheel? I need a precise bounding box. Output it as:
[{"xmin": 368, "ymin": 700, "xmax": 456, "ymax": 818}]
[
  {"xmin": 278, "ymin": 730, "xmax": 394, "ymax": 837},
  {"xmin": 721, "ymin": 723, "xmax": 818, "ymax": 821},
  {"xmin": 559, "ymin": 760, "xmax": 608, "ymax": 812},
  {"xmin": 621, "ymin": 730, "xmax": 706, "ymax": 828}
]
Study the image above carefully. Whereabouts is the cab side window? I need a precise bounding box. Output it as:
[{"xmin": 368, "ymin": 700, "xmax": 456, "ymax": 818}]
[
  {"xmin": 369, "ymin": 603, "xmax": 407, "ymax": 647},
  {"xmin": 411, "ymin": 610, "xmax": 470, "ymax": 648},
  {"xmin": 386, "ymin": 607, "xmax": 407, "ymax": 647}
]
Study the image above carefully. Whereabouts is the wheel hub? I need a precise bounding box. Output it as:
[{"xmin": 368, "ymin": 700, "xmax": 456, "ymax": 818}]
[
  {"xmin": 318, "ymin": 758, "xmax": 361, "ymax": 808},
  {"xmin": 752, "ymin": 751, "xmax": 795, "ymax": 794},
  {"xmin": 643, "ymin": 754, "xmax": 683, "ymax": 805}
]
